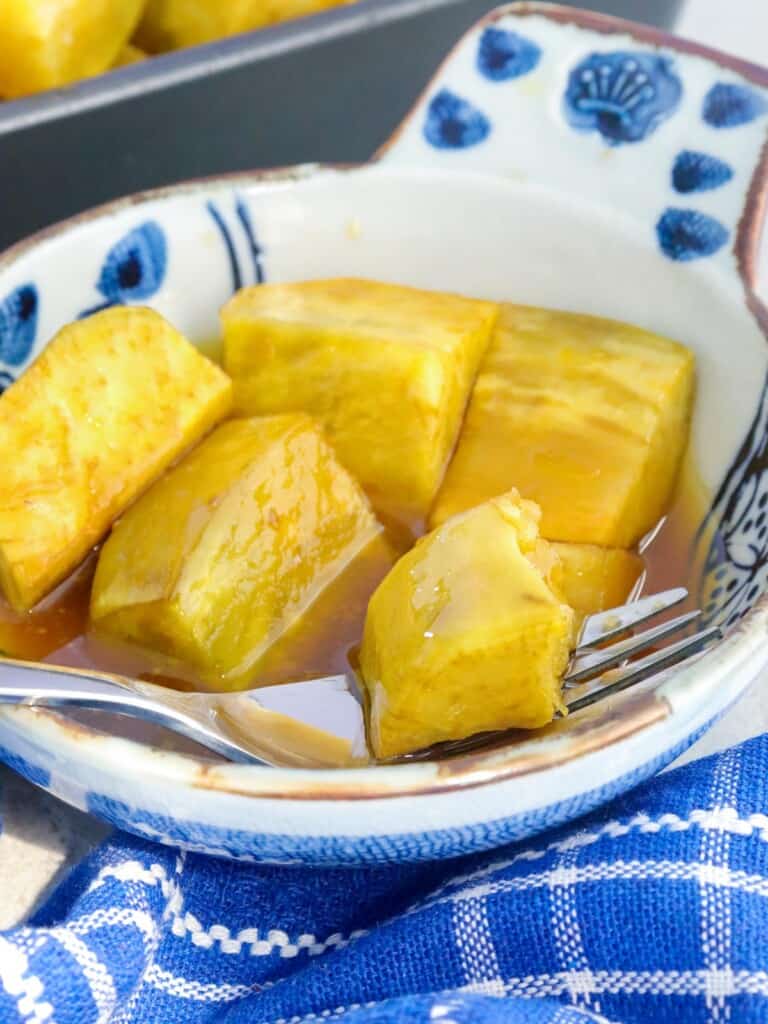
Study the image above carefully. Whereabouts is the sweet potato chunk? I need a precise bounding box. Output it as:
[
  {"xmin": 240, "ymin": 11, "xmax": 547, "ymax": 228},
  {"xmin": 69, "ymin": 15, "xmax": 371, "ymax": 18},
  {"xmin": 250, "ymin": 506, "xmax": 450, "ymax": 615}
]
[
  {"xmin": 91, "ymin": 415, "xmax": 382, "ymax": 687},
  {"xmin": 0, "ymin": 0, "xmax": 146, "ymax": 97},
  {"xmin": 552, "ymin": 543, "xmax": 643, "ymax": 626},
  {"xmin": 431, "ymin": 305, "xmax": 694, "ymax": 546},
  {"xmin": 222, "ymin": 279, "xmax": 498, "ymax": 517},
  {"xmin": 360, "ymin": 490, "xmax": 573, "ymax": 759},
  {"xmin": 0, "ymin": 307, "xmax": 231, "ymax": 612}
]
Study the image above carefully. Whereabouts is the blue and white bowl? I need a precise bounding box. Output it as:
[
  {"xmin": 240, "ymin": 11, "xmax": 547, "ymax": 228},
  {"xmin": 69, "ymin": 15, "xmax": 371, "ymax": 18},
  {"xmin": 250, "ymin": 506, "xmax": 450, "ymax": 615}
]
[{"xmin": 0, "ymin": 3, "xmax": 767, "ymax": 865}]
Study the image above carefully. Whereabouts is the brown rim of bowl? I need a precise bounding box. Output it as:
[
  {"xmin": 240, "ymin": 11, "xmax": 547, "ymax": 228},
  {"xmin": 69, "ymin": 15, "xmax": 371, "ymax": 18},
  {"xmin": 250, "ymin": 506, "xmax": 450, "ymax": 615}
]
[{"xmin": 15, "ymin": 688, "xmax": 668, "ymax": 800}]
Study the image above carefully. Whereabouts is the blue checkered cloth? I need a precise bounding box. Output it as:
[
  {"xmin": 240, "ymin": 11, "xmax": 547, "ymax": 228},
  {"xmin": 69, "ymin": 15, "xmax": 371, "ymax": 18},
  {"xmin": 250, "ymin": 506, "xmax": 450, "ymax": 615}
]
[{"xmin": 3, "ymin": 733, "xmax": 768, "ymax": 1024}]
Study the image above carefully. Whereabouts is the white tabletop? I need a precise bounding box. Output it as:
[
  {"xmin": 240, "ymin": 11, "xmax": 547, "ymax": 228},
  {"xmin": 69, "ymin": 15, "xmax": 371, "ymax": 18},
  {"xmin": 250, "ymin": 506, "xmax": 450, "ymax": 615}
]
[{"xmin": 1, "ymin": 0, "xmax": 767, "ymax": 929}]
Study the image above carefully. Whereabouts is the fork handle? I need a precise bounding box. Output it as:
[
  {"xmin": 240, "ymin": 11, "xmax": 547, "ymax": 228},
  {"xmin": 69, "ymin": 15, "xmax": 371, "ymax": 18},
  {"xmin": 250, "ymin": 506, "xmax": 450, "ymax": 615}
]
[
  {"xmin": 0, "ymin": 657, "xmax": 265, "ymax": 764},
  {"xmin": 0, "ymin": 657, "xmax": 160, "ymax": 709}
]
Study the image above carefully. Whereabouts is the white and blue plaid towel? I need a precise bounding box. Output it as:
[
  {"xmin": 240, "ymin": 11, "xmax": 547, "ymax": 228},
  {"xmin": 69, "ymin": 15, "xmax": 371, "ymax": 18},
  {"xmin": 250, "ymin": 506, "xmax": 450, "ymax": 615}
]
[{"xmin": 3, "ymin": 733, "xmax": 768, "ymax": 1024}]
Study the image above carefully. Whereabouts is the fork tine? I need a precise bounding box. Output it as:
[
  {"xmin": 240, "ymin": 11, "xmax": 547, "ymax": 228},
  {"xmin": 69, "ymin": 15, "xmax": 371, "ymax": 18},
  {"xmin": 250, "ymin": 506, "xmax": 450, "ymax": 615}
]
[
  {"xmin": 565, "ymin": 626, "xmax": 722, "ymax": 714},
  {"xmin": 576, "ymin": 586, "xmax": 688, "ymax": 650},
  {"xmin": 565, "ymin": 609, "xmax": 702, "ymax": 685}
]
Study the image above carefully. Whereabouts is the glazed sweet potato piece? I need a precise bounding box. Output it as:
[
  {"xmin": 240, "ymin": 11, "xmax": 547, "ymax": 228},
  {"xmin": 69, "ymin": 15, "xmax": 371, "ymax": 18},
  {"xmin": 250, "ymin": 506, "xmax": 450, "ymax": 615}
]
[
  {"xmin": 91, "ymin": 415, "xmax": 382, "ymax": 688},
  {"xmin": 431, "ymin": 304, "xmax": 695, "ymax": 546},
  {"xmin": 0, "ymin": 307, "xmax": 231, "ymax": 612},
  {"xmin": 0, "ymin": 0, "xmax": 146, "ymax": 97},
  {"xmin": 222, "ymin": 278, "xmax": 498, "ymax": 517},
  {"xmin": 360, "ymin": 491, "xmax": 574, "ymax": 759}
]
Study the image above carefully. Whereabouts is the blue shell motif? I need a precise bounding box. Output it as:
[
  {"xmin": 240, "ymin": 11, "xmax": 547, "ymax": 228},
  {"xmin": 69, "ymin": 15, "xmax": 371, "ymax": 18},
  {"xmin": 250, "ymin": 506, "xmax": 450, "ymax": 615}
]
[
  {"xmin": 698, "ymin": 372, "xmax": 768, "ymax": 629},
  {"xmin": 423, "ymin": 89, "xmax": 491, "ymax": 149},
  {"xmin": 703, "ymin": 82, "xmax": 768, "ymax": 129},
  {"xmin": 672, "ymin": 150, "xmax": 734, "ymax": 194},
  {"xmin": 476, "ymin": 28, "xmax": 541, "ymax": 82},
  {"xmin": 564, "ymin": 51, "xmax": 682, "ymax": 145},
  {"xmin": 656, "ymin": 208, "xmax": 729, "ymax": 261},
  {"xmin": 0, "ymin": 283, "xmax": 37, "ymax": 367},
  {"xmin": 80, "ymin": 221, "xmax": 167, "ymax": 317}
]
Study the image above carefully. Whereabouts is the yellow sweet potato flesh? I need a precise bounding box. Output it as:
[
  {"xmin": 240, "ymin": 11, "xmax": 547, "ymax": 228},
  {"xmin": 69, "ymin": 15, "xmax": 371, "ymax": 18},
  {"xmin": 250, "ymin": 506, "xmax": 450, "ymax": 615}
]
[
  {"xmin": 0, "ymin": 307, "xmax": 232, "ymax": 612},
  {"xmin": 91, "ymin": 414, "xmax": 382, "ymax": 687},
  {"xmin": 360, "ymin": 490, "xmax": 573, "ymax": 759},
  {"xmin": 222, "ymin": 278, "xmax": 498, "ymax": 518},
  {"xmin": 551, "ymin": 543, "xmax": 644, "ymax": 625},
  {"xmin": 0, "ymin": 0, "xmax": 146, "ymax": 98},
  {"xmin": 431, "ymin": 305, "xmax": 694, "ymax": 547},
  {"xmin": 136, "ymin": 0, "xmax": 356, "ymax": 51}
]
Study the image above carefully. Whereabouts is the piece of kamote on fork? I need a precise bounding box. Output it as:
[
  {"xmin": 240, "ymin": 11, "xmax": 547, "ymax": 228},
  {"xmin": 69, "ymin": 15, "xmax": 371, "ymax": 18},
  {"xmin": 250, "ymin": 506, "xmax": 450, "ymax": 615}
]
[
  {"xmin": 430, "ymin": 304, "xmax": 695, "ymax": 547},
  {"xmin": 360, "ymin": 489, "xmax": 574, "ymax": 760}
]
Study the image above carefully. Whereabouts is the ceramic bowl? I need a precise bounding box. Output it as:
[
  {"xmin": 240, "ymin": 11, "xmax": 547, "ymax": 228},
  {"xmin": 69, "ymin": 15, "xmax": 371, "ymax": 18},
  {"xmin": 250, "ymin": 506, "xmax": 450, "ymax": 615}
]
[{"xmin": 0, "ymin": 3, "xmax": 766, "ymax": 866}]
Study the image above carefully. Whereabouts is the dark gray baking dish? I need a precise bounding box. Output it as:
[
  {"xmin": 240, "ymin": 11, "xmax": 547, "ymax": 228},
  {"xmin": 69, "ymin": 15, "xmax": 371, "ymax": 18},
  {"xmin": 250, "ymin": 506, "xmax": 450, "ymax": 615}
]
[{"xmin": 0, "ymin": 0, "xmax": 683, "ymax": 250}]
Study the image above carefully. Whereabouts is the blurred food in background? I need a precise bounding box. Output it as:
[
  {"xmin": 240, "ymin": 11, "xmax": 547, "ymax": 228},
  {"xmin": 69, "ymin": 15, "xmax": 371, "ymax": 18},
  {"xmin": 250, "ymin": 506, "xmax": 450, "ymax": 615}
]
[
  {"xmin": 0, "ymin": 0, "xmax": 356, "ymax": 100},
  {"xmin": 135, "ymin": 0, "xmax": 355, "ymax": 52},
  {"xmin": 0, "ymin": 0, "xmax": 146, "ymax": 98}
]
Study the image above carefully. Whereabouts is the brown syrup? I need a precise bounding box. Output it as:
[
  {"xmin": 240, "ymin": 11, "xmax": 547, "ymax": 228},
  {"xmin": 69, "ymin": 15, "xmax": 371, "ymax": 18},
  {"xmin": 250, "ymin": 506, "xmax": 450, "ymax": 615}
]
[
  {"xmin": 0, "ymin": 556, "xmax": 94, "ymax": 662},
  {"xmin": 0, "ymin": 464, "xmax": 706, "ymax": 694},
  {"xmin": 0, "ymin": 525, "xmax": 406, "ymax": 698},
  {"xmin": 639, "ymin": 452, "xmax": 710, "ymax": 617}
]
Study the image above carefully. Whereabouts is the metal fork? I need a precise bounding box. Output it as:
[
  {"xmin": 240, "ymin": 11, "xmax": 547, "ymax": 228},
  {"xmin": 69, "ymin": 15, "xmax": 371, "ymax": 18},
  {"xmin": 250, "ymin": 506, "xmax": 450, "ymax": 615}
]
[{"xmin": 0, "ymin": 587, "xmax": 720, "ymax": 767}]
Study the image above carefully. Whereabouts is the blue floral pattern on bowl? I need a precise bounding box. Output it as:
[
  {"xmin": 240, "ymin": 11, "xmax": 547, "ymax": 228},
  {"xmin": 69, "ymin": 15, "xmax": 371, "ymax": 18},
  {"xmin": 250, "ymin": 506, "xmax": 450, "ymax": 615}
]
[
  {"xmin": 0, "ymin": 284, "xmax": 37, "ymax": 367},
  {"xmin": 206, "ymin": 196, "xmax": 265, "ymax": 291},
  {"xmin": 656, "ymin": 208, "xmax": 730, "ymax": 261},
  {"xmin": 476, "ymin": 27, "xmax": 541, "ymax": 82},
  {"xmin": 411, "ymin": 23, "xmax": 764, "ymax": 273},
  {"xmin": 698, "ymin": 376, "xmax": 768, "ymax": 628},
  {"xmin": 563, "ymin": 52, "xmax": 682, "ymax": 145},
  {"xmin": 703, "ymin": 83, "xmax": 768, "ymax": 129},
  {"xmin": 80, "ymin": 221, "xmax": 167, "ymax": 317},
  {"xmin": 672, "ymin": 151, "xmax": 734, "ymax": 194},
  {"xmin": 423, "ymin": 89, "xmax": 491, "ymax": 149}
]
